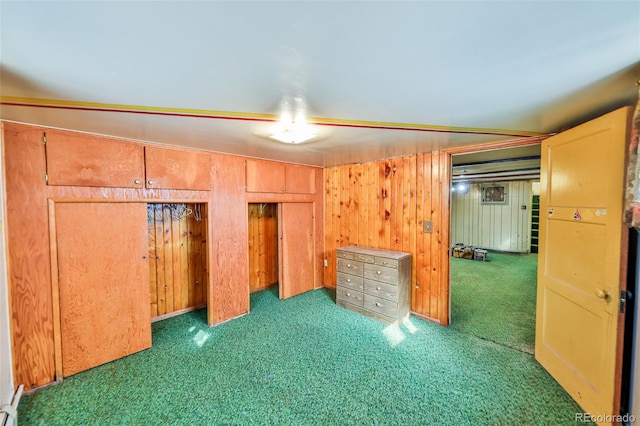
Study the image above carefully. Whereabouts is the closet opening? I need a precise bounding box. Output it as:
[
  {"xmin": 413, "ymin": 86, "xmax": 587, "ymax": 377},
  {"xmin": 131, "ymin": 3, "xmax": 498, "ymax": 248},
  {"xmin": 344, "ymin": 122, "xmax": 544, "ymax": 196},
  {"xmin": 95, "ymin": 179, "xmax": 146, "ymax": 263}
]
[
  {"xmin": 148, "ymin": 203, "xmax": 209, "ymax": 323},
  {"xmin": 248, "ymin": 203, "xmax": 279, "ymax": 299}
]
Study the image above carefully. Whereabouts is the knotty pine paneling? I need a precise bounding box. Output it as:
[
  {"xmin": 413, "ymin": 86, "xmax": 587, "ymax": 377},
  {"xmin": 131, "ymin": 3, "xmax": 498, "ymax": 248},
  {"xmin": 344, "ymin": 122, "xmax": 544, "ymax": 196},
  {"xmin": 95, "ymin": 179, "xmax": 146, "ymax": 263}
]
[
  {"xmin": 451, "ymin": 181, "xmax": 532, "ymax": 252},
  {"xmin": 248, "ymin": 203, "xmax": 278, "ymax": 293},
  {"xmin": 324, "ymin": 153, "xmax": 450, "ymax": 324},
  {"xmin": 148, "ymin": 203, "xmax": 208, "ymax": 319}
]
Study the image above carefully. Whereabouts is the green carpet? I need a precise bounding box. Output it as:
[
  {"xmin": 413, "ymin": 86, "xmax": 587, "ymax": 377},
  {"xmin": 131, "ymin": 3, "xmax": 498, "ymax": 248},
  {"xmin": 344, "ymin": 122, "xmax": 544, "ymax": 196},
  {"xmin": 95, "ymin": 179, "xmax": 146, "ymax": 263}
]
[
  {"xmin": 451, "ymin": 251, "xmax": 537, "ymax": 354},
  {"xmin": 19, "ymin": 286, "xmax": 588, "ymax": 425}
]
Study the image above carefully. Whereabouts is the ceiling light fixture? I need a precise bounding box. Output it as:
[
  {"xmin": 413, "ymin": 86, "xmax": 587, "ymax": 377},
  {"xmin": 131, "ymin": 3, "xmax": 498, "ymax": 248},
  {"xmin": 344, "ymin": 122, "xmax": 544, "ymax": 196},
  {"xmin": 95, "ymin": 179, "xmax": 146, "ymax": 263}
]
[{"xmin": 269, "ymin": 95, "xmax": 317, "ymax": 144}]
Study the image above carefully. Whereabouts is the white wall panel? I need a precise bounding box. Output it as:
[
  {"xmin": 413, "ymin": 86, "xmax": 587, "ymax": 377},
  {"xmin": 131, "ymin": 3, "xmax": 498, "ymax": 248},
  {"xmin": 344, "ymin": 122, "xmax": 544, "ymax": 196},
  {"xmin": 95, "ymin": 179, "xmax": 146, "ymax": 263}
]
[{"xmin": 451, "ymin": 181, "xmax": 532, "ymax": 252}]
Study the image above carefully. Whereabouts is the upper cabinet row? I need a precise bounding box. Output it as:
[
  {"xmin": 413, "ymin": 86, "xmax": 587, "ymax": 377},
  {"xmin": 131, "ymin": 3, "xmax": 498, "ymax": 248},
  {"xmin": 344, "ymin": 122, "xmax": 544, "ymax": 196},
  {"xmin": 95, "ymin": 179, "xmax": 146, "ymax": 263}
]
[
  {"xmin": 245, "ymin": 159, "xmax": 316, "ymax": 194},
  {"xmin": 45, "ymin": 132, "xmax": 212, "ymax": 191}
]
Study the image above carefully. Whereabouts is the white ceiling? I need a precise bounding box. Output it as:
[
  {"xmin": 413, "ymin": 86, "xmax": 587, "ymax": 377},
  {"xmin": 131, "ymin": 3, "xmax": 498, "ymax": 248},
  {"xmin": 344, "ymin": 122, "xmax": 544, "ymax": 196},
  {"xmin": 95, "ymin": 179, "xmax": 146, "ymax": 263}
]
[{"xmin": 1, "ymin": 1, "xmax": 639, "ymax": 167}]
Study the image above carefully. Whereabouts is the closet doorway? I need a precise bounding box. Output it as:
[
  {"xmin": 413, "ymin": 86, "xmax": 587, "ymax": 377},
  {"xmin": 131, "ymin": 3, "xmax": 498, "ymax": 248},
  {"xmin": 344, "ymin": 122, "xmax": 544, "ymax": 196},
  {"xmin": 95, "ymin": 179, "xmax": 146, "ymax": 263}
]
[
  {"xmin": 248, "ymin": 202, "xmax": 315, "ymax": 301},
  {"xmin": 148, "ymin": 203, "xmax": 208, "ymax": 322}
]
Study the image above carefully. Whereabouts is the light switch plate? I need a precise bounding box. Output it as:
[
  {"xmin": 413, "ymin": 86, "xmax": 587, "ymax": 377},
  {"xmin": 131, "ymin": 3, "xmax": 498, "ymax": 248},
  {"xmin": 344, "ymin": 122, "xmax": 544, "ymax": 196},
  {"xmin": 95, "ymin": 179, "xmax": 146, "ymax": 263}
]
[{"xmin": 423, "ymin": 220, "xmax": 433, "ymax": 233}]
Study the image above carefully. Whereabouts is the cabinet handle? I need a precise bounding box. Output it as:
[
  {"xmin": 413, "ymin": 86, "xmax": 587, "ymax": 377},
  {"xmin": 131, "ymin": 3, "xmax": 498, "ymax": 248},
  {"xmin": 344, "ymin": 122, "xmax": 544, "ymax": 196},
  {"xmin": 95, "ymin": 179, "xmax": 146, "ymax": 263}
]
[
  {"xmin": 376, "ymin": 286, "xmax": 381, "ymax": 291},
  {"xmin": 347, "ymin": 264, "xmax": 351, "ymax": 268},
  {"xmin": 346, "ymin": 293, "xmax": 351, "ymax": 297},
  {"xmin": 147, "ymin": 180, "xmax": 155, "ymax": 185},
  {"xmin": 376, "ymin": 270, "xmax": 381, "ymax": 275},
  {"xmin": 346, "ymin": 279, "xmax": 351, "ymax": 283},
  {"xmin": 376, "ymin": 302, "xmax": 381, "ymax": 307},
  {"xmin": 134, "ymin": 179, "xmax": 142, "ymax": 184},
  {"xmin": 281, "ymin": 187, "xmax": 285, "ymax": 192}
]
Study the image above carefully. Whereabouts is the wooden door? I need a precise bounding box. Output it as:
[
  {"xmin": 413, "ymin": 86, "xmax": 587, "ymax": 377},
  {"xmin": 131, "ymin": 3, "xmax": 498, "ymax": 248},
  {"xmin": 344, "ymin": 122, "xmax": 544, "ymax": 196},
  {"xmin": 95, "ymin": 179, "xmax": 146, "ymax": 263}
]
[
  {"xmin": 535, "ymin": 107, "xmax": 629, "ymax": 418},
  {"xmin": 46, "ymin": 132, "xmax": 145, "ymax": 188},
  {"xmin": 144, "ymin": 146, "xmax": 211, "ymax": 190},
  {"xmin": 55, "ymin": 202, "xmax": 151, "ymax": 377},
  {"xmin": 279, "ymin": 203, "xmax": 315, "ymax": 299}
]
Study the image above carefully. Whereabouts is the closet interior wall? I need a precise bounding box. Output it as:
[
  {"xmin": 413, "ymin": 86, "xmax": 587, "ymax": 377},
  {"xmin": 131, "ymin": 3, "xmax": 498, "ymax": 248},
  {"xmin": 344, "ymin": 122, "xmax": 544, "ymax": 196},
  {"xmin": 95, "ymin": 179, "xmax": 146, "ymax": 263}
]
[
  {"xmin": 247, "ymin": 203, "xmax": 278, "ymax": 293},
  {"xmin": 148, "ymin": 203, "xmax": 208, "ymax": 320}
]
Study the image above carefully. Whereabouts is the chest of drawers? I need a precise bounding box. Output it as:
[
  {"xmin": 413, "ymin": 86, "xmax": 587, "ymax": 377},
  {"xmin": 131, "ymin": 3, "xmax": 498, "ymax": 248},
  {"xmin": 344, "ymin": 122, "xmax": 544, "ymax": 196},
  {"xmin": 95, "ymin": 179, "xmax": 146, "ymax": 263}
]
[{"xmin": 335, "ymin": 246, "xmax": 411, "ymax": 324}]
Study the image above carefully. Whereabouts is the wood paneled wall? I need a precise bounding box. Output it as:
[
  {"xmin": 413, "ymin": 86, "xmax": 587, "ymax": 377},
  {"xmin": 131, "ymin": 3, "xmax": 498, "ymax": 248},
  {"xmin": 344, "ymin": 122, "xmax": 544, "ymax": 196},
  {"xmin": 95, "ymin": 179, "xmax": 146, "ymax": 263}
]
[
  {"xmin": 148, "ymin": 203, "xmax": 208, "ymax": 318},
  {"xmin": 248, "ymin": 203, "xmax": 278, "ymax": 293},
  {"xmin": 323, "ymin": 152, "xmax": 450, "ymax": 324},
  {"xmin": 451, "ymin": 181, "xmax": 533, "ymax": 252}
]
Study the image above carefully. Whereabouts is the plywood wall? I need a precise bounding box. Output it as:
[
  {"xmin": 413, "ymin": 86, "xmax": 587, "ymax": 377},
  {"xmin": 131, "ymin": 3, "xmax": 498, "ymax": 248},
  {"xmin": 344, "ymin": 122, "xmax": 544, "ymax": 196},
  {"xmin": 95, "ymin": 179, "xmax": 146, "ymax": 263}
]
[
  {"xmin": 324, "ymin": 152, "xmax": 450, "ymax": 324},
  {"xmin": 247, "ymin": 203, "xmax": 278, "ymax": 292},
  {"xmin": 451, "ymin": 181, "xmax": 532, "ymax": 252},
  {"xmin": 148, "ymin": 203, "xmax": 208, "ymax": 318}
]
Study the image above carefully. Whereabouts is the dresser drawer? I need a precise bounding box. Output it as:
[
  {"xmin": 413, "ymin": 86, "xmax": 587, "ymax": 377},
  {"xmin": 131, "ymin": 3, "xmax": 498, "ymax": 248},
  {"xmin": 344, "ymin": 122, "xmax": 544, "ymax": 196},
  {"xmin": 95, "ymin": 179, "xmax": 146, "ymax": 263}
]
[
  {"xmin": 336, "ymin": 250, "xmax": 355, "ymax": 261},
  {"xmin": 374, "ymin": 257, "xmax": 398, "ymax": 269},
  {"xmin": 337, "ymin": 272, "xmax": 364, "ymax": 291},
  {"xmin": 364, "ymin": 280, "xmax": 398, "ymax": 301},
  {"xmin": 336, "ymin": 287, "xmax": 364, "ymax": 307},
  {"xmin": 337, "ymin": 259, "xmax": 364, "ymax": 276},
  {"xmin": 364, "ymin": 264, "xmax": 398, "ymax": 285},
  {"xmin": 364, "ymin": 294, "xmax": 398, "ymax": 318},
  {"xmin": 353, "ymin": 253, "xmax": 375, "ymax": 264}
]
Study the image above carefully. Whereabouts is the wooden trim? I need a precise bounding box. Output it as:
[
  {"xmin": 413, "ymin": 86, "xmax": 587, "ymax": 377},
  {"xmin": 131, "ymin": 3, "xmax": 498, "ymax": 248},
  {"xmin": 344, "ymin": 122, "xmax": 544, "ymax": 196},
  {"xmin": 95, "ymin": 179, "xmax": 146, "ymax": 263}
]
[
  {"xmin": 47, "ymin": 198, "xmax": 210, "ymax": 204},
  {"xmin": 47, "ymin": 200, "xmax": 63, "ymax": 382},
  {"xmin": 151, "ymin": 303, "xmax": 207, "ymax": 323},
  {"xmin": 443, "ymin": 135, "xmax": 549, "ymax": 155}
]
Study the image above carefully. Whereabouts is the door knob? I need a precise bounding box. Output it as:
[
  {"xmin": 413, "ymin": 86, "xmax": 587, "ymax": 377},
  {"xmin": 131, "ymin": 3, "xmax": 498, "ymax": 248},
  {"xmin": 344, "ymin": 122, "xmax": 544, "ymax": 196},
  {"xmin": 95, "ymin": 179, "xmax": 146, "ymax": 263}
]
[{"xmin": 595, "ymin": 289, "xmax": 610, "ymax": 301}]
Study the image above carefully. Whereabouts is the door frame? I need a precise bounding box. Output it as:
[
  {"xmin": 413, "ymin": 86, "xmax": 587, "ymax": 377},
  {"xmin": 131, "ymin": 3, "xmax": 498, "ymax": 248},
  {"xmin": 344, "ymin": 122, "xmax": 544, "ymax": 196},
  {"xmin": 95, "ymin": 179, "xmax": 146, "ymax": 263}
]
[
  {"xmin": 440, "ymin": 125, "xmax": 631, "ymax": 413},
  {"xmin": 439, "ymin": 136, "xmax": 548, "ymax": 327}
]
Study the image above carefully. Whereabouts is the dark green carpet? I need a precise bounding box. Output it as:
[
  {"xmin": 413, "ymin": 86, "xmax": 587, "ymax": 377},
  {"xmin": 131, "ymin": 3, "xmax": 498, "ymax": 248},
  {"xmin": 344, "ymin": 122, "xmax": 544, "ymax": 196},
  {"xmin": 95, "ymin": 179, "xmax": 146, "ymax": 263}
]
[
  {"xmin": 19, "ymin": 286, "xmax": 587, "ymax": 425},
  {"xmin": 451, "ymin": 252, "xmax": 537, "ymax": 354}
]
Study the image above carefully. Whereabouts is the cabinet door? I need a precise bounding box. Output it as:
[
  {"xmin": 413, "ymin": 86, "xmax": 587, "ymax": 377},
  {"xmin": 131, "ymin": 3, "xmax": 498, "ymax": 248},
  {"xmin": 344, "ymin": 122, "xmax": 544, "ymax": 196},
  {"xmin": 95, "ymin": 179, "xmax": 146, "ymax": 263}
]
[
  {"xmin": 144, "ymin": 146, "xmax": 211, "ymax": 190},
  {"xmin": 46, "ymin": 133, "xmax": 145, "ymax": 188},
  {"xmin": 55, "ymin": 202, "xmax": 151, "ymax": 377},
  {"xmin": 279, "ymin": 203, "xmax": 315, "ymax": 299},
  {"xmin": 246, "ymin": 159, "xmax": 285, "ymax": 193},
  {"xmin": 285, "ymin": 164, "xmax": 316, "ymax": 194}
]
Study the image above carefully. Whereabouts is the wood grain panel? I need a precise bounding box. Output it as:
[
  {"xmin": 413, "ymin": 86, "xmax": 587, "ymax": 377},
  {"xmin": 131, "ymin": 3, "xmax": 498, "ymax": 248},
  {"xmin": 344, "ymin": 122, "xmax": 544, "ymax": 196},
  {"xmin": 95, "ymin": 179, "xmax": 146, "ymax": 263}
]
[
  {"xmin": 3, "ymin": 124, "xmax": 55, "ymax": 389},
  {"xmin": 144, "ymin": 145, "xmax": 211, "ymax": 191},
  {"xmin": 209, "ymin": 153, "xmax": 249, "ymax": 324},
  {"xmin": 46, "ymin": 132, "xmax": 145, "ymax": 188},
  {"xmin": 246, "ymin": 159, "xmax": 285, "ymax": 193},
  {"xmin": 248, "ymin": 203, "xmax": 278, "ymax": 292},
  {"xmin": 285, "ymin": 164, "xmax": 316, "ymax": 194},
  {"xmin": 56, "ymin": 202, "xmax": 151, "ymax": 377}
]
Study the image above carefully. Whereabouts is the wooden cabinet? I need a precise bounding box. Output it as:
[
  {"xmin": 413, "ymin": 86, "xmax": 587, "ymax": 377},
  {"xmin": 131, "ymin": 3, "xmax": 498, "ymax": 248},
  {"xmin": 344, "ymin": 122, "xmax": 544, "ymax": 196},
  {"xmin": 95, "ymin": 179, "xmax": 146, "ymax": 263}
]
[
  {"xmin": 45, "ymin": 132, "xmax": 145, "ymax": 188},
  {"xmin": 246, "ymin": 159, "xmax": 316, "ymax": 194},
  {"xmin": 54, "ymin": 202, "xmax": 152, "ymax": 377},
  {"xmin": 336, "ymin": 246, "xmax": 411, "ymax": 323},
  {"xmin": 45, "ymin": 132, "xmax": 211, "ymax": 190},
  {"xmin": 144, "ymin": 145, "xmax": 211, "ymax": 191}
]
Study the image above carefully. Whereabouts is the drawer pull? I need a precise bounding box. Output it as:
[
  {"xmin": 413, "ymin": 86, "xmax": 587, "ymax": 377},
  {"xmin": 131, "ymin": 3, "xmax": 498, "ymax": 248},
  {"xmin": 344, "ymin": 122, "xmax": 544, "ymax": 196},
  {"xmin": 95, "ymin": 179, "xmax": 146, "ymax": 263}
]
[
  {"xmin": 347, "ymin": 263, "xmax": 352, "ymax": 268},
  {"xmin": 376, "ymin": 286, "xmax": 381, "ymax": 291},
  {"xmin": 376, "ymin": 302, "xmax": 382, "ymax": 307},
  {"xmin": 346, "ymin": 293, "xmax": 351, "ymax": 297},
  {"xmin": 133, "ymin": 178, "xmax": 142, "ymax": 184},
  {"xmin": 376, "ymin": 270, "xmax": 381, "ymax": 275},
  {"xmin": 346, "ymin": 279, "xmax": 351, "ymax": 283}
]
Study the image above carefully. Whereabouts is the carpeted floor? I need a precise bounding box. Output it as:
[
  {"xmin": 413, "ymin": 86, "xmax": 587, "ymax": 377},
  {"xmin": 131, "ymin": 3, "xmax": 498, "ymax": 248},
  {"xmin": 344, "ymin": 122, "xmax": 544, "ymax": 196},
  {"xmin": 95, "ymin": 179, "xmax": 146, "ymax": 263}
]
[
  {"xmin": 450, "ymin": 251, "xmax": 537, "ymax": 354},
  {"xmin": 19, "ymin": 286, "xmax": 588, "ymax": 425}
]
